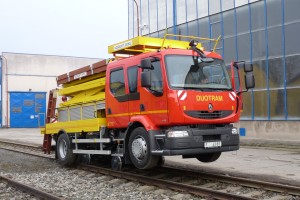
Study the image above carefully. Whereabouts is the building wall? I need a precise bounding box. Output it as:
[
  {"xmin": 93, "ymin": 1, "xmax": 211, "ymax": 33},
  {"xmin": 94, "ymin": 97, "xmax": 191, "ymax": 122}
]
[
  {"xmin": 128, "ymin": 0, "xmax": 300, "ymax": 142},
  {"xmin": 1, "ymin": 52, "xmax": 100, "ymax": 127}
]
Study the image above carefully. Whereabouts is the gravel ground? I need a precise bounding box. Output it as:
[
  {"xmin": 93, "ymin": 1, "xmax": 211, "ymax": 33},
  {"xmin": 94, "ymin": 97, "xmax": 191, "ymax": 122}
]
[{"xmin": 0, "ymin": 149, "xmax": 201, "ymax": 200}]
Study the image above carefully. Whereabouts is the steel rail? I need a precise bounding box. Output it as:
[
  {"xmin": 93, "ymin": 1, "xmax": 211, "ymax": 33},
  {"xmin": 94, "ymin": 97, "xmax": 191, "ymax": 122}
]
[
  {"xmin": 0, "ymin": 139, "xmax": 41, "ymax": 149},
  {"xmin": 0, "ymin": 175, "xmax": 62, "ymax": 200},
  {"xmin": 160, "ymin": 166, "xmax": 300, "ymax": 196},
  {"xmin": 78, "ymin": 164, "xmax": 254, "ymax": 200},
  {"xmin": 0, "ymin": 146, "xmax": 54, "ymax": 159}
]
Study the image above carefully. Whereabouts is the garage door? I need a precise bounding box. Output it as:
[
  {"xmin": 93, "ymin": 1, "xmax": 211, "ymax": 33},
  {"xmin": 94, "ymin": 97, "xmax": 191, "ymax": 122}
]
[{"xmin": 10, "ymin": 92, "xmax": 46, "ymax": 128}]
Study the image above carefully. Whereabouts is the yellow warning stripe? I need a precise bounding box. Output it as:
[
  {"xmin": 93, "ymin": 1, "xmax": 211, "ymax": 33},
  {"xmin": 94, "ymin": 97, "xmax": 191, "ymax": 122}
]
[
  {"xmin": 107, "ymin": 110, "xmax": 168, "ymax": 117},
  {"xmin": 141, "ymin": 110, "xmax": 168, "ymax": 114}
]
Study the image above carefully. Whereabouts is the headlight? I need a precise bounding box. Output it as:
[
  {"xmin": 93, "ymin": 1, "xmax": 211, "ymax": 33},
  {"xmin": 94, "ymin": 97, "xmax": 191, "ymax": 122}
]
[
  {"xmin": 167, "ymin": 130, "xmax": 189, "ymax": 138},
  {"xmin": 232, "ymin": 128, "xmax": 238, "ymax": 134}
]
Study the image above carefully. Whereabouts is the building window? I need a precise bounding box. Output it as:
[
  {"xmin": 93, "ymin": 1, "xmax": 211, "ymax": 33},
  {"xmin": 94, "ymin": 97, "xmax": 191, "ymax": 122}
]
[
  {"xmin": 284, "ymin": 0, "xmax": 300, "ymax": 22},
  {"xmin": 270, "ymin": 89, "xmax": 285, "ymax": 120},
  {"xmin": 253, "ymin": 90, "xmax": 268, "ymax": 120},
  {"xmin": 240, "ymin": 91, "xmax": 252, "ymax": 120},
  {"xmin": 285, "ymin": 55, "xmax": 300, "ymax": 88},
  {"xmin": 287, "ymin": 88, "xmax": 300, "ymax": 120}
]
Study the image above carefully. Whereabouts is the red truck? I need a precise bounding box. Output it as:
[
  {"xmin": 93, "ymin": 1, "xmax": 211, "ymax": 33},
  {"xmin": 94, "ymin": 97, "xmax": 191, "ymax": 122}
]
[{"xmin": 42, "ymin": 35, "xmax": 255, "ymax": 170}]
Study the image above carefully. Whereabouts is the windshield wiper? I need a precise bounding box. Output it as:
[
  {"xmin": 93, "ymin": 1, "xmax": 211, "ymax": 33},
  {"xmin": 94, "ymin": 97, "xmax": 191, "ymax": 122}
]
[
  {"xmin": 182, "ymin": 86, "xmax": 204, "ymax": 91},
  {"xmin": 202, "ymin": 87, "xmax": 232, "ymax": 91}
]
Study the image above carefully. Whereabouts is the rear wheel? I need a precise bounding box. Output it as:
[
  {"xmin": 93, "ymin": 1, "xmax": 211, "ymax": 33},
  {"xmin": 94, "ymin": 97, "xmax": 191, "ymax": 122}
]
[
  {"xmin": 56, "ymin": 133, "xmax": 77, "ymax": 166},
  {"xmin": 128, "ymin": 127, "xmax": 159, "ymax": 169},
  {"xmin": 196, "ymin": 152, "xmax": 221, "ymax": 163}
]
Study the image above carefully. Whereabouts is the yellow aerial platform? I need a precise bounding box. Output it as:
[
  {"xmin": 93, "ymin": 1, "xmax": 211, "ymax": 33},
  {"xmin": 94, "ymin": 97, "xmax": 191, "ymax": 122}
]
[{"xmin": 108, "ymin": 34, "xmax": 220, "ymax": 56}]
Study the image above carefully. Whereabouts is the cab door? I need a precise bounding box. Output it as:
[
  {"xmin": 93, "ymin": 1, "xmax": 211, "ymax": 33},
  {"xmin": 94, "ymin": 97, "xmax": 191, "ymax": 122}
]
[
  {"xmin": 139, "ymin": 56, "xmax": 168, "ymax": 126},
  {"xmin": 106, "ymin": 66, "xmax": 129, "ymax": 128}
]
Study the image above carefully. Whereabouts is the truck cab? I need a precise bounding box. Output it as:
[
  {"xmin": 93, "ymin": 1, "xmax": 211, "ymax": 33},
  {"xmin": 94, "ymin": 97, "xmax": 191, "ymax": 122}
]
[{"xmin": 105, "ymin": 36, "xmax": 254, "ymax": 169}]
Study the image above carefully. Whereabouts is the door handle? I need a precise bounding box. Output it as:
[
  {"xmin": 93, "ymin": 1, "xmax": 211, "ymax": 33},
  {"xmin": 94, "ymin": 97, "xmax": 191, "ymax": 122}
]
[{"xmin": 140, "ymin": 104, "xmax": 145, "ymax": 111}]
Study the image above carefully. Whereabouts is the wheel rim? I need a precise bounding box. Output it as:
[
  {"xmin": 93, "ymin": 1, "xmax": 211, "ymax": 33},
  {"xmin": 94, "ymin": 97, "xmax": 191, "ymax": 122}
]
[
  {"xmin": 59, "ymin": 139, "xmax": 67, "ymax": 159},
  {"xmin": 131, "ymin": 136, "xmax": 147, "ymax": 161}
]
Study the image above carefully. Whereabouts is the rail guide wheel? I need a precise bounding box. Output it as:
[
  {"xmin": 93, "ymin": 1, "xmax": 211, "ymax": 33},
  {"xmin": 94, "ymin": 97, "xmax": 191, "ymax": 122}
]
[{"xmin": 111, "ymin": 156, "xmax": 122, "ymax": 171}]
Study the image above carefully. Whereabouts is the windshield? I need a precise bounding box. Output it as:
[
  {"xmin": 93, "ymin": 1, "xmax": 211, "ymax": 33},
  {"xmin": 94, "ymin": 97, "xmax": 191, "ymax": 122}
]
[{"xmin": 165, "ymin": 55, "xmax": 232, "ymax": 90}]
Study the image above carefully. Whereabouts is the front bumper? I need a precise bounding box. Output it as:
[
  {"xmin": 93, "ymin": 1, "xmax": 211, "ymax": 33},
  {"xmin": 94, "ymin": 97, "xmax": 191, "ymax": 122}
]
[{"xmin": 149, "ymin": 126, "xmax": 239, "ymax": 156}]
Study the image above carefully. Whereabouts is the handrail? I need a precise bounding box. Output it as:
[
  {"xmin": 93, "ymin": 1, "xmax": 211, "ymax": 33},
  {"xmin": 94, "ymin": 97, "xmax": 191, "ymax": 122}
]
[{"xmin": 160, "ymin": 34, "xmax": 221, "ymax": 52}]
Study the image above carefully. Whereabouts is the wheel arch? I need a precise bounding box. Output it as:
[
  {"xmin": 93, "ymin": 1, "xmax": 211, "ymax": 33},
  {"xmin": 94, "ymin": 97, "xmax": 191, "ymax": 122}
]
[
  {"xmin": 125, "ymin": 115, "xmax": 159, "ymax": 148},
  {"xmin": 130, "ymin": 115, "xmax": 159, "ymax": 131},
  {"xmin": 53, "ymin": 129, "xmax": 67, "ymax": 142}
]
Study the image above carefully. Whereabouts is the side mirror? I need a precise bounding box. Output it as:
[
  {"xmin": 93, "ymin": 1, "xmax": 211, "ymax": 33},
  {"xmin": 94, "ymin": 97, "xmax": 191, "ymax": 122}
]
[
  {"xmin": 140, "ymin": 58, "xmax": 152, "ymax": 69},
  {"xmin": 232, "ymin": 61, "xmax": 255, "ymax": 94},
  {"xmin": 244, "ymin": 64, "xmax": 253, "ymax": 73},
  {"xmin": 245, "ymin": 73, "xmax": 255, "ymax": 89},
  {"xmin": 141, "ymin": 71, "xmax": 151, "ymax": 88}
]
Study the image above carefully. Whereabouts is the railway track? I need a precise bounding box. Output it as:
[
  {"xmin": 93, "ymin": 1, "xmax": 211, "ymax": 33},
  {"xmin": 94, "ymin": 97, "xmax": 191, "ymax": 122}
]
[
  {"xmin": 1, "ymin": 140, "xmax": 299, "ymax": 199},
  {"xmin": 79, "ymin": 164, "xmax": 300, "ymax": 199},
  {"xmin": 0, "ymin": 140, "xmax": 54, "ymax": 158},
  {"xmin": 0, "ymin": 175, "xmax": 62, "ymax": 200}
]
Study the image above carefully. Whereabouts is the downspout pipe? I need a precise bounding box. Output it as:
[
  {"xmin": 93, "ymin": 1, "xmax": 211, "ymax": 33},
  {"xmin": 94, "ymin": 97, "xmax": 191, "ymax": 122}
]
[
  {"xmin": 133, "ymin": 0, "xmax": 140, "ymax": 36},
  {"xmin": 0, "ymin": 56, "xmax": 2, "ymax": 127},
  {"xmin": 1, "ymin": 55, "xmax": 8, "ymax": 128}
]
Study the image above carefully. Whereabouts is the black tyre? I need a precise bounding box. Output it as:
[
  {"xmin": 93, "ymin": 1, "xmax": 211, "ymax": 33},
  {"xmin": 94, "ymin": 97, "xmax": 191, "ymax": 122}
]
[
  {"xmin": 56, "ymin": 133, "xmax": 77, "ymax": 166},
  {"xmin": 196, "ymin": 152, "xmax": 221, "ymax": 163},
  {"xmin": 128, "ymin": 127, "xmax": 159, "ymax": 169}
]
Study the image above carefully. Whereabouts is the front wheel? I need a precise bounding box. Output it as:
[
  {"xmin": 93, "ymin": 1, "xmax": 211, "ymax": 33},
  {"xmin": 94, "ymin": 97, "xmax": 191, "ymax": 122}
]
[
  {"xmin": 196, "ymin": 152, "xmax": 221, "ymax": 163},
  {"xmin": 56, "ymin": 133, "xmax": 77, "ymax": 166},
  {"xmin": 128, "ymin": 127, "xmax": 159, "ymax": 169}
]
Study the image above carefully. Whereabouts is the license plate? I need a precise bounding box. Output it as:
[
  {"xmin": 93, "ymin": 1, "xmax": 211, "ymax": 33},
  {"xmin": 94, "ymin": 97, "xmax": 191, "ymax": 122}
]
[{"xmin": 204, "ymin": 141, "xmax": 222, "ymax": 148}]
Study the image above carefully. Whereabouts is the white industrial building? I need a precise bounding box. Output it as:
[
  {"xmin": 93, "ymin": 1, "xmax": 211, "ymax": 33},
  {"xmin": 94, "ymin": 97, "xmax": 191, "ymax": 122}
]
[{"xmin": 0, "ymin": 52, "xmax": 100, "ymax": 128}]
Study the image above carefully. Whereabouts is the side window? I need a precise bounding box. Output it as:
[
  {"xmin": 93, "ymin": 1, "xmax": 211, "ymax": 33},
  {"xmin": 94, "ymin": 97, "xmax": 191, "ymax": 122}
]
[
  {"xmin": 110, "ymin": 68, "xmax": 125, "ymax": 96},
  {"xmin": 150, "ymin": 60, "xmax": 163, "ymax": 93},
  {"xmin": 127, "ymin": 66, "xmax": 138, "ymax": 93}
]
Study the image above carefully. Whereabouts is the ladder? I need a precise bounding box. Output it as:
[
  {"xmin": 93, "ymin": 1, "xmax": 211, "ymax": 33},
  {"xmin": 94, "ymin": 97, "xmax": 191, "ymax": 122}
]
[{"xmin": 42, "ymin": 90, "xmax": 57, "ymax": 154}]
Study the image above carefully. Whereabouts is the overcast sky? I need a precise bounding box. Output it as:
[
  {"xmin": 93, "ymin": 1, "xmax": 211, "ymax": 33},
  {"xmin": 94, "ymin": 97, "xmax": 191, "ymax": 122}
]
[{"xmin": 0, "ymin": 0, "xmax": 128, "ymax": 59}]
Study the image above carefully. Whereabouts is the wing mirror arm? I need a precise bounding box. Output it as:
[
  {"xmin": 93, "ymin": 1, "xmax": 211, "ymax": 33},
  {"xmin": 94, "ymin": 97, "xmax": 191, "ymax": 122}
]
[{"xmin": 232, "ymin": 61, "xmax": 255, "ymax": 95}]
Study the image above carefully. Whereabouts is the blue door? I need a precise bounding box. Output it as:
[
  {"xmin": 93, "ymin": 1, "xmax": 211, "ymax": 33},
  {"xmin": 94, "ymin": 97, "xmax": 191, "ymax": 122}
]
[{"xmin": 10, "ymin": 92, "xmax": 46, "ymax": 128}]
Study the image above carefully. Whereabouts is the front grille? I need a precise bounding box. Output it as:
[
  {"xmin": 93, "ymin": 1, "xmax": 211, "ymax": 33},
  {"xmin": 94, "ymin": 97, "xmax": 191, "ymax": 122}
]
[
  {"xmin": 203, "ymin": 135, "xmax": 221, "ymax": 141},
  {"xmin": 184, "ymin": 110, "xmax": 233, "ymax": 119},
  {"xmin": 196, "ymin": 124, "xmax": 216, "ymax": 129}
]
